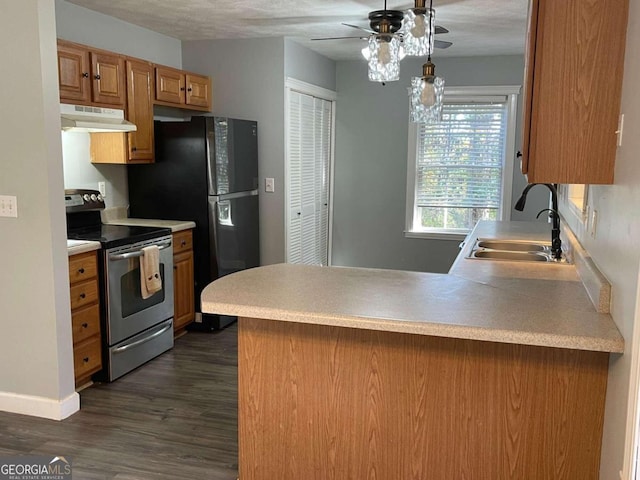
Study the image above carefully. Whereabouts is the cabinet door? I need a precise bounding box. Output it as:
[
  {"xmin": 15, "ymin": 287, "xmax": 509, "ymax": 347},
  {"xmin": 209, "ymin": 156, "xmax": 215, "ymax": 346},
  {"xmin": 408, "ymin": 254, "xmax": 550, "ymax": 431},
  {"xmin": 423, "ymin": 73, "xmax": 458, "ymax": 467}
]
[
  {"xmin": 173, "ymin": 249, "xmax": 195, "ymax": 332},
  {"xmin": 57, "ymin": 41, "xmax": 91, "ymax": 104},
  {"xmin": 185, "ymin": 73, "xmax": 211, "ymax": 109},
  {"xmin": 90, "ymin": 51, "xmax": 125, "ymax": 106},
  {"xmin": 173, "ymin": 251, "xmax": 195, "ymax": 331},
  {"xmin": 126, "ymin": 60, "xmax": 154, "ymax": 163},
  {"xmin": 523, "ymin": 0, "xmax": 628, "ymax": 184},
  {"xmin": 155, "ymin": 66, "xmax": 185, "ymax": 105}
]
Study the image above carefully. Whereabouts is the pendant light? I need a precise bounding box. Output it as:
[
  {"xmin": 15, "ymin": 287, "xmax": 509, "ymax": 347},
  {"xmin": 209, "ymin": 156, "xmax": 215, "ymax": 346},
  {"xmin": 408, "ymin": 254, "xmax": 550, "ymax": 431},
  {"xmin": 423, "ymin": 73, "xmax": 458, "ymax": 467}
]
[
  {"xmin": 361, "ymin": 1, "xmax": 405, "ymax": 83},
  {"xmin": 409, "ymin": 0, "xmax": 444, "ymax": 123},
  {"xmin": 402, "ymin": 0, "xmax": 435, "ymax": 57}
]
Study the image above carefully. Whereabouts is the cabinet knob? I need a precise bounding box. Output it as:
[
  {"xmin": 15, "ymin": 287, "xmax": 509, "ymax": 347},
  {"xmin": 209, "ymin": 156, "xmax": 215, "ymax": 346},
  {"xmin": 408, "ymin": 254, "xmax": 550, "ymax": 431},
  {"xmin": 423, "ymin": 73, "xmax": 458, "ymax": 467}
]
[
  {"xmin": 83, "ymin": 357, "xmax": 89, "ymax": 363},
  {"xmin": 94, "ymin": 74, "xmax": 101, "ymax": 80},
  {"xmin": 82, "ymin": 72, "xmax": 89, "ymax": 78},
  {"xmin": 132, "ymin": 147, "xmax": 137, "ymax": 152},
  {"xmin": 180, "ymin": 87, "xmax": 186, "ymax": 91},
  {"xmin": 82, "ymin": 322, "xmax": 89, "ymax": 328},
  {"xmin": 80, "ymin": 293, "xmax": 86, "ymax": 299},
  {"xmin": 181, "ymin": 240, "xmax": 187, "ymax": 247},
  {"xmin": 516, "ymin": 151, "xmax": 523, "ymax": 158},
  {"xmin": 187, "ymin": 87, "xmax": 192, "ymax": 92},
  {"xmin": 78, "ymin": 267, "xmax": 85, "ymax": 274}
]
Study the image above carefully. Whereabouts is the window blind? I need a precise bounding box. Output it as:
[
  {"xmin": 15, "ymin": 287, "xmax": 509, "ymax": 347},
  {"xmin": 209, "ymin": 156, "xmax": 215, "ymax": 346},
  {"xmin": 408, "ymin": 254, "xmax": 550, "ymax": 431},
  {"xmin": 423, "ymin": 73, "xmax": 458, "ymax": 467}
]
[{"xmin": 415, "ymin": 102, "xmax": 507, "ymax": 210}]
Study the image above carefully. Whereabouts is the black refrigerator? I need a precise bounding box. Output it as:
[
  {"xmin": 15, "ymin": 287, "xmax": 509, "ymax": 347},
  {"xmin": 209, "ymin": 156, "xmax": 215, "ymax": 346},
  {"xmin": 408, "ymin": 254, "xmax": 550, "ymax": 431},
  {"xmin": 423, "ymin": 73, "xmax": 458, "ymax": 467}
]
[{"xmin": 127, "ymin": 116, "xmax": 260, "ymax": 330}]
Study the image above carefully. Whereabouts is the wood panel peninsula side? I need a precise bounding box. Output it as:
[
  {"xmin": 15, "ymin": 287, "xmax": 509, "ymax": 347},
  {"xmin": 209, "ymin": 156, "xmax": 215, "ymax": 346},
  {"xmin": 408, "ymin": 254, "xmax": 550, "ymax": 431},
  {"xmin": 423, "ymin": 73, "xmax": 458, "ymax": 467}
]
[{"xmin": 201, "ymin": 224, "xmax": 623, "ymax": 479}]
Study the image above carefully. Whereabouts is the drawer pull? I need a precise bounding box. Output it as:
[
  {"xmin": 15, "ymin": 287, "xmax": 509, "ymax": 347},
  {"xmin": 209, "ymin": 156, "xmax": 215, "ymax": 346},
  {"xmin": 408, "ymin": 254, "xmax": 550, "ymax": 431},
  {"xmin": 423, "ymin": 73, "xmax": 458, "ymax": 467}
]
[
  {"xmin": 181, "ymin": 240, "xmax": 187, "ymax": 247},
  {"xmin": 83, "ymin": 357, "xmax": 90, "ymax": 363},
  {"xmin": 80, "ymin": 293, "xmax": 86, "ymax": 299},
  {"xmin": 78, "ymin": 268, "xmax": 85, "ymax": 274},
  {"xmin": 82, "ymin": 322, "xmax": 89, "ymax": 328}
]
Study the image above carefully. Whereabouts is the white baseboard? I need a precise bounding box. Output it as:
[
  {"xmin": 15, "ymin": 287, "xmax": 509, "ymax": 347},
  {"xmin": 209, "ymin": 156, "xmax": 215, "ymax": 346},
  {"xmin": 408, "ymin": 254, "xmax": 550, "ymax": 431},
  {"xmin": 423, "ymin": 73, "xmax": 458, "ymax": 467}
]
[{"xmin": 0, "ymin": 390, "xmax": 80, "ymax": 420}]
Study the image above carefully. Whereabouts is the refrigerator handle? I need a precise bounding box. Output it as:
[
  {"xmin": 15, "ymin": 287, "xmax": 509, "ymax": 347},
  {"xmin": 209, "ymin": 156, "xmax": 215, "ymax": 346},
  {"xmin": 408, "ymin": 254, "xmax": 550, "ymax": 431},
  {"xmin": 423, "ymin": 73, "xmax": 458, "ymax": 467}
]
[
  {"xmin": 210, "ymin": 190, "xmax": 259, "ymax": 202},
  {"xmin": 206, "ymin": 124, "xmax": 217, "ymax": 196}
]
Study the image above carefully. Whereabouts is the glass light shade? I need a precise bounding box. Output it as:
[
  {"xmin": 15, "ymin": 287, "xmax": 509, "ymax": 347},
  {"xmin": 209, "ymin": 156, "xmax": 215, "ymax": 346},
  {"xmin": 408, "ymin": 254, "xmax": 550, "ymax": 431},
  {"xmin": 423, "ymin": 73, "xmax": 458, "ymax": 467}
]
[
  {"xmin": 362, "ymin": 34, "xmax": 403, "ymax": 82},
  {"xmin": 402, "ymin": 8, "xmax": 435, "ymax": 57},
  {"xmin": 410, "ymin": 75, "xmax": 445, "ymax": 123}
]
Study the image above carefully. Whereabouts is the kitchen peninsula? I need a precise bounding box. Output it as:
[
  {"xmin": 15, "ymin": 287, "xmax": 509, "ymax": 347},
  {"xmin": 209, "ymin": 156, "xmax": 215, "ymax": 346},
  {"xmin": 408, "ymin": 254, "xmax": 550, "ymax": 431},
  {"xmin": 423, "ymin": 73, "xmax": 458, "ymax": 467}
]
[{"xmin": 201, "ymin": 221, "xmax": 623, "ymax": 479}]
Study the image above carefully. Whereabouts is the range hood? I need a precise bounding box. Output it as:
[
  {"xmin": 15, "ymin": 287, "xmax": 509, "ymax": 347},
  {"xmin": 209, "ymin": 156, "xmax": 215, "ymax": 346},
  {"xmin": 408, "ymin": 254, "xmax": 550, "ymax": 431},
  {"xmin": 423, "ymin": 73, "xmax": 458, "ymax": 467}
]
[{"xmin": 60, "ymin": 104, "xmax": 137, "ymax": 132}]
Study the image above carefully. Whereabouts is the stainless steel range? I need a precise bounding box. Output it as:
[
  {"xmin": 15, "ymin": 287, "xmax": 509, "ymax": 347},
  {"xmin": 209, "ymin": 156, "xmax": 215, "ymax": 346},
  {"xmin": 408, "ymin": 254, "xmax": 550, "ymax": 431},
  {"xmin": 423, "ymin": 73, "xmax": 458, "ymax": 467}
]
[{"xmin": 65, "ymin": 189, "xmax": 174, "ymax": 381}]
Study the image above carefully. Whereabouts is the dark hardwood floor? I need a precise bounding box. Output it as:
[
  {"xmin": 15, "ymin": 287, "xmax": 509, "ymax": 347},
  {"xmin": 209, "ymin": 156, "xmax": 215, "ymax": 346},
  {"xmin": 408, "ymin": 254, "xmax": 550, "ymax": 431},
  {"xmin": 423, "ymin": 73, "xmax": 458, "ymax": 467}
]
[{"xmin": 0, "ymin": 324, "xmax": 239, "ymax": 479}]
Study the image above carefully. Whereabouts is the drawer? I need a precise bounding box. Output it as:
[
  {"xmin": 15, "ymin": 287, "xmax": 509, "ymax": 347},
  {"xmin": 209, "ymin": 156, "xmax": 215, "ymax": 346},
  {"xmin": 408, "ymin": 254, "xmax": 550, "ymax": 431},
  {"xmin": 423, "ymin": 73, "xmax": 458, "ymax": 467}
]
[
  {"xmin": 69, "ymin": 279, "xmax": 99, "ymax": 310},
  {"xmin": 69, "ymin": 252, "xmax": 98, "ymax": 284},
  {"xmin": 71, "ymin": 303, "xmax": 101, "ymax": 344},
  {"xmin": 173, "ymin": 229, "xmax": 193, "ymax": 254},
  {"xmin": 73, "ymin": 336, "xmax": 102, "ymax": 380}
]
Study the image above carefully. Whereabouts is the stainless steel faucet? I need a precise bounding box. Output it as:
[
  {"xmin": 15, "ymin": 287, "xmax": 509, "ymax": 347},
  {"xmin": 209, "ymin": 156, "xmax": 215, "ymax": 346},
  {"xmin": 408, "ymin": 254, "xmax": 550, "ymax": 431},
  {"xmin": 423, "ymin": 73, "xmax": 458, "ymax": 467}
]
[{"xmin": 514, "ymin": 183, "xmax": 562, "ymax": 260}]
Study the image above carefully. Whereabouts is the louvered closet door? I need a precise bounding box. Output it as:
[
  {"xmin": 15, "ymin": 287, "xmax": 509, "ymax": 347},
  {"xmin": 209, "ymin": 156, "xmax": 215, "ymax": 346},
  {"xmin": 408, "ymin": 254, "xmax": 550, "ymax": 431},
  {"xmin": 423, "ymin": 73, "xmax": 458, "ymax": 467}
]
[{"xmin": 287, "ymin": 91, "xmax": 332, "ymax": 265}]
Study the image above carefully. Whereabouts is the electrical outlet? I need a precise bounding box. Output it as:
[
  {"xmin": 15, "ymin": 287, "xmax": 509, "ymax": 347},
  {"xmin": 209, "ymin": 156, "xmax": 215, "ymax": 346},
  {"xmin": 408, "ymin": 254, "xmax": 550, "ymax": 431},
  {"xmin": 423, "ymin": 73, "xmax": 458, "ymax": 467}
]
[
  {"xmin": 265, "ymin": 177, "xmax": 275, "ymax": 193},
  {"xmin": 98, "ymin": 181, "xmax": 107, "ymax": 197},
  {"xmin": 0, "ymin": 195, "xmax": 18, "ymax": 218}
]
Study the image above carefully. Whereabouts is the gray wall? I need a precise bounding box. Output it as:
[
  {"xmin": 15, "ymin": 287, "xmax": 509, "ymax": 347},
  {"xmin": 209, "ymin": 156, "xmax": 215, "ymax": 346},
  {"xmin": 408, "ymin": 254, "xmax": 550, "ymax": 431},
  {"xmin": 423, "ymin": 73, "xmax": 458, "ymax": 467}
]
[
  {"xmin": 55, "ymin": 0, "xmax": 182, "ymax": 68},
  {"xmin": 332, "ymin": 55, "xmax": 548, "ymax": 273},
  {"xmin": 0, "ymin": 0, "xmax": 76, "ymax": 415},
  {"xmin": 183, "ymin": 38, "xmax": 337, "ymax": 266},
  {"xmin": 55, "ymin": 0, "xmax": 183, "ymax": 209},
  {"xmin": 285, "ymin": 39, "xmax": 337, "ymax": 91}
]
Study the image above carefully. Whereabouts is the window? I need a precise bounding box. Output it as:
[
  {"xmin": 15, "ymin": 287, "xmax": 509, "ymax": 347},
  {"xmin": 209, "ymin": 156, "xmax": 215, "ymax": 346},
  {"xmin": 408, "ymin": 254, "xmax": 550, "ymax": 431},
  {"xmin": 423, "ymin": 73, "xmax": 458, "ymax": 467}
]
[{"xmin": 405, "ymin": 86, "xmax": 520, "ymax": 239}]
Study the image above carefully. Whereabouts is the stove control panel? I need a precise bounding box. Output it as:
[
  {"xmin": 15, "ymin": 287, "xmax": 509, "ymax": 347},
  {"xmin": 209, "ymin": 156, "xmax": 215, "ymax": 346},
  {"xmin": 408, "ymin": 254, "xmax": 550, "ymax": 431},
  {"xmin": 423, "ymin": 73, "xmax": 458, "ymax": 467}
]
[{"xmin": 65, "ymin": 189, "xmax": 105, "ymax": 212}]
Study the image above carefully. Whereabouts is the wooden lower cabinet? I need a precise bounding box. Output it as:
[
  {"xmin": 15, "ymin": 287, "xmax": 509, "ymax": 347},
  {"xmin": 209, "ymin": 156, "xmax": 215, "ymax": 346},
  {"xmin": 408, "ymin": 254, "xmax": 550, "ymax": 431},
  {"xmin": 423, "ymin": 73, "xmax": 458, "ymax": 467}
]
[
  {"xmin": 238, "ymin": 317, "xmax": 610, "ymax": 480},
  {"xmin": 173, "ymin": 230, "xmax": 195, "ymax": 334},
  {"xmin": 68, "ymin": 251, "xmax": 102, "ymax": 388}
]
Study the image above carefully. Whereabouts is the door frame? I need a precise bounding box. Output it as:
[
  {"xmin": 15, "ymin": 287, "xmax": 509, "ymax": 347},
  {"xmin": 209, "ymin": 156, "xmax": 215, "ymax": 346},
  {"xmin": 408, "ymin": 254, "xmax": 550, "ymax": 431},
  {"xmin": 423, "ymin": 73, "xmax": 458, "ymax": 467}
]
[{"xmin": 284, "ymin": 77, "xmax": 337, "ymax": 265}]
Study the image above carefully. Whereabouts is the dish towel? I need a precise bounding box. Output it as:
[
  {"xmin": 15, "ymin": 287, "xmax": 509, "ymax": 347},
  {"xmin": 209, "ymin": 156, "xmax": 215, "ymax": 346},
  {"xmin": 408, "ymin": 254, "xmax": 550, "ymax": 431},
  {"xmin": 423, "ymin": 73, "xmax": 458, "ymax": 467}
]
[{"xmin": 140, "ymin": 245, "xmax": 162, "ymax": 299}]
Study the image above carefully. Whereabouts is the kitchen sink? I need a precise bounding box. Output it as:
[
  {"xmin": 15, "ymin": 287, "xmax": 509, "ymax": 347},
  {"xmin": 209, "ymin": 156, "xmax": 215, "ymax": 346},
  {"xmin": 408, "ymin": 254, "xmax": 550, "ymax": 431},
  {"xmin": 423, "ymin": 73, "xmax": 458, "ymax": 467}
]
[
  {"xmin": 467, "ymin": 238, "xmax": 569, "ymax": 264},
  {"xmin": 475, "ymin": 240, "xmax": 549, "ymax": 252},
  {"xmin": 472, "ymin": 250, "xmax": 550, "ymax": 262}
]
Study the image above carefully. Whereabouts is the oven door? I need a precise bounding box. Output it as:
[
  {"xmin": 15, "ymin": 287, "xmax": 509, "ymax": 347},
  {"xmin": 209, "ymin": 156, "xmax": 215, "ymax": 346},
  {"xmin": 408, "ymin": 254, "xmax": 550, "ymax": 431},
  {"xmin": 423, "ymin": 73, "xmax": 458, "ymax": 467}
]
[{"xmin": 104, "ymin": 235, "xmax": 174, "ymax": 346}]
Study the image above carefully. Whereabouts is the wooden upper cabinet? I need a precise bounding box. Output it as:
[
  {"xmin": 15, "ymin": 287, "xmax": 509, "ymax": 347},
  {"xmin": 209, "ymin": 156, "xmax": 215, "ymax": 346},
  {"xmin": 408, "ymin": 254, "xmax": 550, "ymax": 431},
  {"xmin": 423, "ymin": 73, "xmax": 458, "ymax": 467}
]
[
  {"xmin": 155, "ymin": 66, "xmax": 185, "ymax": 104},
  {"xmin": 185, "ymin": 73, "xmax": 211, "ymax": 108},
  {"xmin": 126, "ymin": 60, "xmax": 154, "ymax": 163},
  {"xmin": 57, "ymin": 40, "xmax": 125, "ymax": 108},
  {"xmin": 521, "ymin": 0, "xmax": 629, "ymax": 185},
  {"xmin": 90, "ymin": 51, "xmax": 125, "ymax": 106},
  {"xmin": 154, "ymin": 66, "xmax": 211, "ymax": 111},
  {"xmin": 57, "ymin": 41, "xmax": 91, "ymax": 103}
]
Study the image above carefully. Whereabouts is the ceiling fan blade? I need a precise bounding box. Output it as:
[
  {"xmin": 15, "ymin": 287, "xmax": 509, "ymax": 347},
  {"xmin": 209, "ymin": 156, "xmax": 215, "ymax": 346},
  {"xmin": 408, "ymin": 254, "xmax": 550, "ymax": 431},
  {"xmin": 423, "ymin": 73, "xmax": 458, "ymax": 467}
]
[
  {"xmin": 434, "ymin": 39, "xmax": 453, "ymax": 49},
  {"xmin": 342, "ymin": 23, "xmax": 375, "ymax": 34},
  {"xmin": 435, "ymin": 25, "xmax": 449, "ymax": 35},
  {"xmin": 311, "ymin": 36, "xmax": 368, "ymax": 41}
]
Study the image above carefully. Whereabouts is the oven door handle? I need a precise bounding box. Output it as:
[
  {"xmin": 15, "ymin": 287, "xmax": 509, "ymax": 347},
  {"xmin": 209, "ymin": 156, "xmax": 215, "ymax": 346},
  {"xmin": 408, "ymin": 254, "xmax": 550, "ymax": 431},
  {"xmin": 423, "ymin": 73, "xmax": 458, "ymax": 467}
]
[
  {"xmin": 108, "ymin": 240, "xmax": 172, "ymax": 261},
  {"xmin": 112, "ymin": 321, "xmax": 173, "ymax": 354}
]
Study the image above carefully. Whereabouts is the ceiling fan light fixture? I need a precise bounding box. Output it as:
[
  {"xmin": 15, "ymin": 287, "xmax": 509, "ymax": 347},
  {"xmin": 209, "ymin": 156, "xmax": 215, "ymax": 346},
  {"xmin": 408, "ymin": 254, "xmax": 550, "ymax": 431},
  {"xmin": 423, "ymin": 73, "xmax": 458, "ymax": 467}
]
[
  {"xmin": 410, "ymin": 60, "xmax": 444, "ymax": 123},
  {"xmin": 364, "ymin": 34, "xmax": 403, "ymax": 82},
  {"xmin": 402, "ymin": 6, "xmax": 435, "ymax": 56}
]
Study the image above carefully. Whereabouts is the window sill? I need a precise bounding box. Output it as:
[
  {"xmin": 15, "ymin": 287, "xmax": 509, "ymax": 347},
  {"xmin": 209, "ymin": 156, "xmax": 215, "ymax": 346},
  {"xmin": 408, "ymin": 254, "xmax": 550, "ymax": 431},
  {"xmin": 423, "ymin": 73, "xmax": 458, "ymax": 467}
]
[{"xmin": 404, "ymin": 230, "xmax": 469, "ymax": 241}]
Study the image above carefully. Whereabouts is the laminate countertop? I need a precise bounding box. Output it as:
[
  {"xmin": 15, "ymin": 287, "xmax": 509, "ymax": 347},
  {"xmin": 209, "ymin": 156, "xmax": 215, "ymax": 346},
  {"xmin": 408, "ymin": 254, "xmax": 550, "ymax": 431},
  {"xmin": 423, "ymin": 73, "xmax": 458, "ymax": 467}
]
[
  {"xmin": 201, "ymin": 221, "xmax": 624, "ymax": 353},
  {"xmin": 103, "ymin": 218, "xmax": 196, "ymax": 233},
  {"xmin": 67, "ymin": 239, "xmax": 101, "ymax": 256}
]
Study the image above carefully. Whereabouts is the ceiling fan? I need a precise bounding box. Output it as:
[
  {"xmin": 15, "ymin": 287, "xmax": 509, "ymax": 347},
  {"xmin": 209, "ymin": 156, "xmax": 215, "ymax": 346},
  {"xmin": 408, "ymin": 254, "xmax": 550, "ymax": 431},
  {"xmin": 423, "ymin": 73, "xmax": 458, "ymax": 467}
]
[{"xmin": 311, "ymin": 0, "xmax": 453, "ymax": 51}]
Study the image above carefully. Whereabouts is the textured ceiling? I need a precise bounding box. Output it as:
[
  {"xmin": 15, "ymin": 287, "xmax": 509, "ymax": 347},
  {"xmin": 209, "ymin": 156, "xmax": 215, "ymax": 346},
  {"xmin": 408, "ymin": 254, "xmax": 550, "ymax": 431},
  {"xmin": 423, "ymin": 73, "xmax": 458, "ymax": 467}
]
[{"xmin": 65, "ymin": 0, "xmax": 528, "ymax": 60}]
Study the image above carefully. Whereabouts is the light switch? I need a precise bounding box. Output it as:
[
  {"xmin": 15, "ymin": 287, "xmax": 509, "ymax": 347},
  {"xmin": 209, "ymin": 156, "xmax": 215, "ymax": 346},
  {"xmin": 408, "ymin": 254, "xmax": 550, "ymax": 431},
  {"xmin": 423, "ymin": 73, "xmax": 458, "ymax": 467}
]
[
  {"xmin": 265, "ymin": 177, "xmax": 275, "ymax": 193},
  {"xmin": 0, "ymin": 195, "xmax": 18, "ymax": 218}
]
